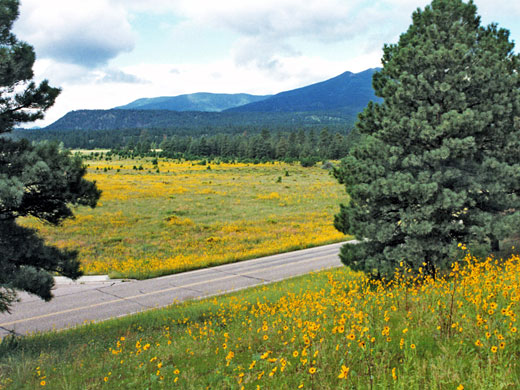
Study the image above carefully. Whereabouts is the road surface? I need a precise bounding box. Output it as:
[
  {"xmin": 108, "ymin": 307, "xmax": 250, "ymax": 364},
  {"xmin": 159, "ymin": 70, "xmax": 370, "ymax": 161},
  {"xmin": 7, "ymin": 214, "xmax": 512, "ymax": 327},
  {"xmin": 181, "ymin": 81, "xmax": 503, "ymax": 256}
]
[{"xmin": 0, "ymin": 241, "xmax": 349, "ymax": 337}]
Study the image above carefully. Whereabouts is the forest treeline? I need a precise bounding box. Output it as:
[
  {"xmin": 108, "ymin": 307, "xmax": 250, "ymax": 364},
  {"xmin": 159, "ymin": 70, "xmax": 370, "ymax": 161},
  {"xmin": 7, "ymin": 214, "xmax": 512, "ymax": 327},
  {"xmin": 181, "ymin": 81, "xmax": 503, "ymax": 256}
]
[
  {"xmin": 10, "ymin": 125, "xmax": 360, "ymax": 164},
  {"xmin": 115, "ymin": 128, "xmax": 360, "ymax": 164}
]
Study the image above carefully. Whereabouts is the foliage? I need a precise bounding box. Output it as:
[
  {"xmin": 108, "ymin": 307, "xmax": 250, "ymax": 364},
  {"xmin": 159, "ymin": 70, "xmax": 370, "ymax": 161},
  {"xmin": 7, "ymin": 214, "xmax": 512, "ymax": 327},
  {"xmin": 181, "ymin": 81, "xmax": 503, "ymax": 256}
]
[
  {"xmin": 0, "ymin": 0, "xmax": 60, "ymax": 134},
  {"xmin": 0, "ymin": 0, "xmax": 100, "ymax": 312},
  {"xmin": 0, "ymin": 139, "xmax": 101, "ymax": 312},
  {"xmin": 300, "ymin": 156, "xmax": 318, "ymax": 167},
  {"xmin": 1, "ymin": 249, "xmax": 519, "ymax": 389},
  {"xmin": 11, "ymin": 125, "xmax": 359, "ymax": 163},
  {"xmin": 334, "ymin": 0, "xmax": 520, "ymax": 277}
]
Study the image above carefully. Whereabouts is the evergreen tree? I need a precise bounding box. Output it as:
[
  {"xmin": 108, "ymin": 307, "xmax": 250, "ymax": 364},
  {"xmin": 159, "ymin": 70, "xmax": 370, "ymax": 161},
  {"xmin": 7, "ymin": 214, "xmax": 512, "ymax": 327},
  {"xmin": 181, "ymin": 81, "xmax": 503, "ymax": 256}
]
[
  {"xmin": 275, "ymin": 136, "xmax": 289, "ymax": 160},
  {"xmin": 0, "ymin": 0, "xmax": 101, "ymax": 312},
  {"xmin": 318, "ymin": 128, "xmax": 332, "ymax": 158},
  {"xmin": 0, "ymin": 1, "xmax": 60, "ymax": 133},
  {"xmin": 287, "ymin": 132, "xmax": 299, "ymax": 158},
  {"xmin": 330, "ymin": 132, "xmax": 347, "ymax": 159},
  {"xmin": 334, "ymin": 0, "xmax": 520, "ymax": 278}
]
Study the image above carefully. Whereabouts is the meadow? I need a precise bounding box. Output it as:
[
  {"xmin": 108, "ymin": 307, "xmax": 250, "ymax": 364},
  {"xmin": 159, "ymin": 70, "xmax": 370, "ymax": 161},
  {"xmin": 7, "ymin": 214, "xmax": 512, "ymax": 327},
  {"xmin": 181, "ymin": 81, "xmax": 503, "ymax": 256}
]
[
  {"xmin": 1, "ymin": 248, "xmax": 519, "ymax": 389},
  {"xmin": 20, "ymin": 156, "xmax": 347, "ymax": 279}
]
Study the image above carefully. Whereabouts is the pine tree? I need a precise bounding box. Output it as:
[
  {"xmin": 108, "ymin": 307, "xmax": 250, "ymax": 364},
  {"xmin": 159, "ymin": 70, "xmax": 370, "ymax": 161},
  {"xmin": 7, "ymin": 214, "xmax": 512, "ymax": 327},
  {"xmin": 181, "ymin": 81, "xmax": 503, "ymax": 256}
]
[
  {"xmin": 0, "ymin": 0, "xmax": 101, "ymax": 312},
  {"xmin": 334, "ymin": 0, "xmax": 520, "ymax": 278}
]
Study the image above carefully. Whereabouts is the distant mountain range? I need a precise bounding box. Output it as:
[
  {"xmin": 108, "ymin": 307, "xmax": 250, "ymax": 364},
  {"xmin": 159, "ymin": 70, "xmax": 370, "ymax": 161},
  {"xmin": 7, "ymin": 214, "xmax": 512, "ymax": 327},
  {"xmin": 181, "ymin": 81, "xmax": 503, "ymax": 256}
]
[
  {"xmin": 42, "ymin": 68, "xmax": 381, "ymax": 131},
  {"xmin": 114, "ymin": 92, "xmax": 271, "ymax": 112},
  {"xmin": 226, "ymin": 68, "xmax": 380, "ymax": 114}
]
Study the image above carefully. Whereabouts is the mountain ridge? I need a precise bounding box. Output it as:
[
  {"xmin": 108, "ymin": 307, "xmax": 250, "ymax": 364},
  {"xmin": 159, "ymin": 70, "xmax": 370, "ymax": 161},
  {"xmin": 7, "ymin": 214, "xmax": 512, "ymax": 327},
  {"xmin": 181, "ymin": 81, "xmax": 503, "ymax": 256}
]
[
  {"xmin": 114, "ymin": 92, "xmax": 271, "ymax": 112},
  {"xmin": 43, "ymin": 68, "xmax": 381, "ymax": 131},
  {"xmin": 225, "ymin": 68, "xmax": 381, "ymax": 114}
]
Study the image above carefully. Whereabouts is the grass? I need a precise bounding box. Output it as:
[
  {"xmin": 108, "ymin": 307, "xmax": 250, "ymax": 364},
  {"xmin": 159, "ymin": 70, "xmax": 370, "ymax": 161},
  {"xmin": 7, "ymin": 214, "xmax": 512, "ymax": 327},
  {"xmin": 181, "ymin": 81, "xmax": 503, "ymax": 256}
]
[
  {"xmin": 19, "ymin": 158, "xmax": 348, "ymax": 279},
  {"xmin": 1, "ymin": 249, "xmax": 519, "ymax": 389}
]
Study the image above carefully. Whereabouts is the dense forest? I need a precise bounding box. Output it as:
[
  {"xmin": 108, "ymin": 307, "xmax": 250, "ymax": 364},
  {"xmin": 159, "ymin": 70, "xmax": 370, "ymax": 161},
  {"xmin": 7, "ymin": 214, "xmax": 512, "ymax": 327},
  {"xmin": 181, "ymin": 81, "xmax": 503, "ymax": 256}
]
[
  {"xmin": 93, "ymin": 127, "xmax": 360, "ymax": 164},
  {"xmin": 9, "ymin": 115, "xmax": 359, "ymax": 163}
]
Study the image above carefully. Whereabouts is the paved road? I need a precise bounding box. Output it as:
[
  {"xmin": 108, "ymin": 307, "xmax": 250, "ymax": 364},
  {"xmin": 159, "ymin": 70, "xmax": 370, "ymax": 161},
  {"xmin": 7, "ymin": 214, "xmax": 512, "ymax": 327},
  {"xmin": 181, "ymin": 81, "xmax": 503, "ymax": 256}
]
[{"xmin": 0, "ymin": 241, "xmax": 349, "ymax": 337}]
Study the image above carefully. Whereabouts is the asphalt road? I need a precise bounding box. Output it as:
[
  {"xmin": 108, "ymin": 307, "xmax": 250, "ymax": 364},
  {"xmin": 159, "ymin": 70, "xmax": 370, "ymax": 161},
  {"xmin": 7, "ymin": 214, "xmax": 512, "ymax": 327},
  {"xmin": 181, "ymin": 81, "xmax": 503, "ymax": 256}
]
[{"xmin": 0, "ymin": 241, "xmax": 350, "ymax": 338}]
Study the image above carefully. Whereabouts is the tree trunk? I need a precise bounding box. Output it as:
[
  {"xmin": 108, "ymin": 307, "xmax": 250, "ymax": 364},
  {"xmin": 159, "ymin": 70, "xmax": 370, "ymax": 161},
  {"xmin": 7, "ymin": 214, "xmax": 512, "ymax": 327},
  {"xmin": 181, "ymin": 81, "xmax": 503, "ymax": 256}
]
[{"xmin": 491, "ymin": 237, "xmax": 500, "ymax": 252}]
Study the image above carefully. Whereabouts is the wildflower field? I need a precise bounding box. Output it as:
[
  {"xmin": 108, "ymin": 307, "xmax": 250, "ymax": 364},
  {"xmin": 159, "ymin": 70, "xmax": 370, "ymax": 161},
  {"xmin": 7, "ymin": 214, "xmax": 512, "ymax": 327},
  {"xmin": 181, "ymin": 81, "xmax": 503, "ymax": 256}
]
[
  {"xmin": 1, "ymin": 249, "xmax": 519, "ymax": 389},
  {"xmin": 19, "ymin": 157, "xmax": 347, "ymax": 279}
]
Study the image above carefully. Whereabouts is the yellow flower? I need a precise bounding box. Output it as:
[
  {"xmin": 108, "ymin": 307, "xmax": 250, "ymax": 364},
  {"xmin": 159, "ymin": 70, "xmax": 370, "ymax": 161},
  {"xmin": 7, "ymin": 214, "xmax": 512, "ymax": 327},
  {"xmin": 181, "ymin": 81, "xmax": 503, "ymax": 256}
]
[
  {"xmin": 410, "ymin": 344, "xmax": 416, "ymax": 349},
  {"xmin": 293, "ymin": 351, "xmax": 299, "ymax": 357},
  {"xmin": 475, "ymin": 339, "xmax": 483, "ymax": 347},
  {"xmin": 457, "ymin": 385, "xmax": 464, "ymax": 390},
  {"xmin": 103, "ymin": 377, "xmax": 108, "ymax": 382},
  {"xmin": 338, "ymin": 365, "xmax": 350, "ymax": 379},
  {"xmin": 491, "ymin": 346, "xmax": 498, "ymax": 353},
  {"xmin": 511, "ymin": 327, "xmax": 517, "ymax": 333},
  {"xmin": 392, "ymin": 367, "xmax": 397, "ymax": 381},
  {"xmin": 309, "ymin": 367, "xmax": 316, "ymax": 375},
  {"xmin": 40, "ymin": 381, "xmax": 46, "ymax": 386}
]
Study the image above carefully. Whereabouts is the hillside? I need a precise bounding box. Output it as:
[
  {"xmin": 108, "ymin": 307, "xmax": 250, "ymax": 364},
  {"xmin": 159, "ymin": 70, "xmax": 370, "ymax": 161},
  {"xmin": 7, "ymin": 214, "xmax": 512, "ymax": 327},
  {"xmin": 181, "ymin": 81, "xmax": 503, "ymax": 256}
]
[
  {"xmin": 114, "ymin": 92, "xmax": 271, "ymax": 112},
  {"xmin": 41, "ymin": 109, "xmax": 354, "ymax": 132},
  {"xmin": 226, "ymin": 68, "xmax": 381, "ymax": 114}
]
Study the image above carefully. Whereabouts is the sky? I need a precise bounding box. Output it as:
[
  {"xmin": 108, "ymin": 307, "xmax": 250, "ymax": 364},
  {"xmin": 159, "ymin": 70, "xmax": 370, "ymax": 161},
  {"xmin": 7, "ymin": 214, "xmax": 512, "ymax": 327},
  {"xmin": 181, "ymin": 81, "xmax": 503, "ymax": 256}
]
[{"xmin": 13, "ymin": 0, "xmax": 520, "ymax": 127}]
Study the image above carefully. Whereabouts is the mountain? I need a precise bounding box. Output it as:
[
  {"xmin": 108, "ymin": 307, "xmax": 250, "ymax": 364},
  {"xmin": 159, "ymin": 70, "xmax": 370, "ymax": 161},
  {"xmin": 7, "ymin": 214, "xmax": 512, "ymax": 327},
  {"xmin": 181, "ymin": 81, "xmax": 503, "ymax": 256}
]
[
  {"xmin": 114, "ymin": 93, "xmax": 271, "ymax": 112},
  {"xmin": 225, "ymin": 68, "xmax": 381, "ymax": 114},
  {"xmin": 42, "ymin": 68, "xmax": 381, "ymax": 132}
]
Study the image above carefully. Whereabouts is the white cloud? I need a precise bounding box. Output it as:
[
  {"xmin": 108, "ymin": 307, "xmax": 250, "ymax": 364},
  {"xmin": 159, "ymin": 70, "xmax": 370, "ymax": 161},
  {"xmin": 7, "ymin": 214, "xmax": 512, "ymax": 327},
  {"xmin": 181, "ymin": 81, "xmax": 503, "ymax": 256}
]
[
  {"xmin": 14, "ymin": 0, "xmax": 135, "ymax": 68},
  {"xmin": 159, "ymin": 0, "xmax": 416, "ymax": 74}
]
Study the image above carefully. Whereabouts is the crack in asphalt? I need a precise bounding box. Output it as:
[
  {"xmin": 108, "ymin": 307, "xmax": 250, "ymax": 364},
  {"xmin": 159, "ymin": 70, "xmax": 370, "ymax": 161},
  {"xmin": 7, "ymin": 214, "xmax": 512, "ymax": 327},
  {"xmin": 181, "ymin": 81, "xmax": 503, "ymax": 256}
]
[
  {"xmin": 210, "ymin": 268, "xmax": 270, "ymax": 283},
  {"xmin": 95, "ymin": 288, "xmax": 154, "ymax": 309},
  {"xmin": 166, "ymin": 284, "xmax": 204, "ymax": 294}
]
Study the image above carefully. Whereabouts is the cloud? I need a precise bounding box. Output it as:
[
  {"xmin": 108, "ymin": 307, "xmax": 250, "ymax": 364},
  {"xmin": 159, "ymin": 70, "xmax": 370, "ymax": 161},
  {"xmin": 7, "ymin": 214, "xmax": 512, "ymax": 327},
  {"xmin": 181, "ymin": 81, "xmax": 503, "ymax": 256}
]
[
  {"xmin": 232, "ymin": 35, "xmax": 300, "ymax": 72},
  {"xmin": 31, "ymin": 59, "xmax": 95, "ymax": 86},
  {"xmin": 99, "ymin": 69, "xmax": 149, "ymax": 84},
  {"xmin": 14, "ymin": 0, "xmax": 135, "ymax": 68},
  {"xmin": 160, "ymin": 0, "xmax": 408, "ymax": 76}
]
